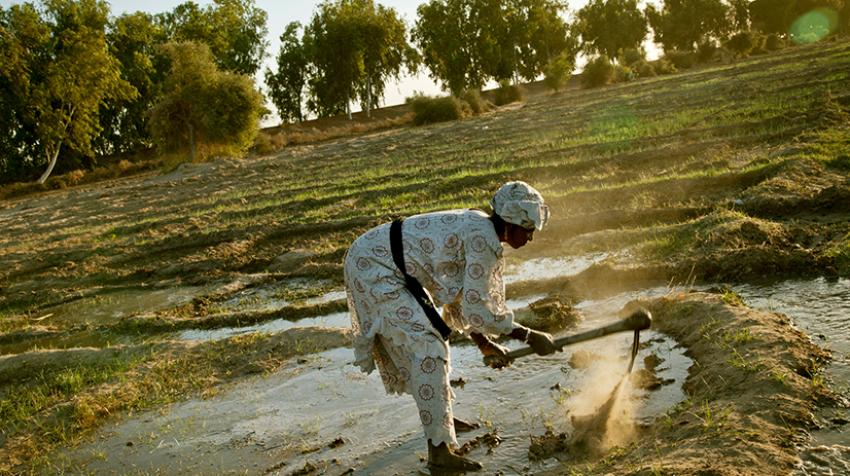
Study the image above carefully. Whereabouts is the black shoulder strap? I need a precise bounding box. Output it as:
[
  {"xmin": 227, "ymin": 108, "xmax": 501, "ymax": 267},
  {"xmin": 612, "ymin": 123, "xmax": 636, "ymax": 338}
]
[{"xmin": 390, "ymin": 219, "xmax": 452, "ymax": 341}]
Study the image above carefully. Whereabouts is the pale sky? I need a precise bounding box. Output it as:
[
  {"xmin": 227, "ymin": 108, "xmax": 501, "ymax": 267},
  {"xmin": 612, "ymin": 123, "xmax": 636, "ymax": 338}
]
[{"xmin": 2, "ymin": 0, "xmax": 658, "ymax": 124}]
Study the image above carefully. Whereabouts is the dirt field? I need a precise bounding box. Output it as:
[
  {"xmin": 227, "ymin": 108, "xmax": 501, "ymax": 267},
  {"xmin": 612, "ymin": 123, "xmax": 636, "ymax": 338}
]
[{"xmin": 1, "ymin": 39, "xmax": 850, "ymax": 474}]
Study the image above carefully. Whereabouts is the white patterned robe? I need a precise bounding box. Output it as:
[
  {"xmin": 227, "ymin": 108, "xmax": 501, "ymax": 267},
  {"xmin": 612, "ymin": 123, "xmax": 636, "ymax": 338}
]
[{"xmin": 343, "ymin": 209, "xmax": 517, "ymax": 447}]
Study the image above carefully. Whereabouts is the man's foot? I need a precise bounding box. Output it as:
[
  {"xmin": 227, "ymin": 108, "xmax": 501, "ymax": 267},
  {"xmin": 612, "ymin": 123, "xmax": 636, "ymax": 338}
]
[
  {"xmin": 453, "ymin": 418, "xmax": 480, "ymax": 433},
  {"xmin": 428, "ymin": 442, "xmax": 482, "ymax": 471}
]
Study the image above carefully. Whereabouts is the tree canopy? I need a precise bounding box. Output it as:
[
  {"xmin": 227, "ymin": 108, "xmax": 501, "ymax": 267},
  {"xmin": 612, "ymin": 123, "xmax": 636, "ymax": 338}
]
[
  {"xmin": 575, "ymin": 0, "xmax": 648, "ymax": 60},
  {"xmin": 0, "ymin": 0, "xmax": 136, "ymax": 183},
  {"xmin": 260, "ymin": 0, "xmax": 419, "ymax": 121},
  {"xmin": 413, "ymin": 0, "xmax": 572, "ymax": 95},
  {"xmin": 646, "ymin": 0, "xmax": 731, "ymax": 52},
  {"xmin": 149, "ymin": 41, "xmax": 264, "ymax": 161},
  {"xmin": 158, "ymin": 0, "xmax": 268, "ymax": 76},
  {"xmin": 265, "ymin": 22, "xmax": 308, "ymax": 123}
]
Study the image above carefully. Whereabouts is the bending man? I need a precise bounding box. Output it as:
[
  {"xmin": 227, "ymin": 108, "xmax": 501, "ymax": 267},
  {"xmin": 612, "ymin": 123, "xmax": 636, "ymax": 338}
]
[{"xmin": 343, "ymin": 181, "xmax": 558, "ymax": 471}]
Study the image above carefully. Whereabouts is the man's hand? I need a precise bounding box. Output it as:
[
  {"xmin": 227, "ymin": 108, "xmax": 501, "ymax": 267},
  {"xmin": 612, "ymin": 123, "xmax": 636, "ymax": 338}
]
[
  {"xmin": 480, "ymin": 340, "xmax": 512, "ymax": 369},
  {"xmin": 509, "ymin": 325, "xmax": 559, "ymax": 356},
  {"xmin": 526, "ymin": 329, "xmax": 558, "ymax": 356},
  {"xmin": 470, "ymin": 332, "xmax": 512, "ymax": 369}
]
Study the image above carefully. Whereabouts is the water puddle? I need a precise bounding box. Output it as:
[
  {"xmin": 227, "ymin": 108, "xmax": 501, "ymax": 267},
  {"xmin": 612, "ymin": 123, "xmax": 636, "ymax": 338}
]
[
  {"xmin": 178, "ymin": 312, "xmax": 351, "ymax": 342},
  {"xmin": 210, "ymin": 280, "xmax": 339, "ymax": 315},
  {"xmin": 176, "ymin": 297, "xmax": 546, "ymax": 343},
  {"xmin": 303, "ymin": 290, "xmax": 347, "ymax": 306},
  {"xmin": 733, "ymin": 278, "xmax": 850, "ymax": 388},
  {"xmin": 40, "ymin": 287, "xmax": 201, "ymax": 327},
  {"xmin": 217, "ymin": 287, "xmax": 291, "ymax": 314},
  {"xmin": 504, "ymin": 253, "xmax": 611, "ymax": 284}
]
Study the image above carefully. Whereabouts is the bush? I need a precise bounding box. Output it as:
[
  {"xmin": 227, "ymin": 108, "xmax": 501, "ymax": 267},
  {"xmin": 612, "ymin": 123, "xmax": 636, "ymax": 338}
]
[
  {"xmin": 664, "ymin": 49, "xmax": 697, "ymax": 70},
  {"xmin": 765, "ymin": 33, "xmax": 786, "ymax": 51},
  {"xmin": 632, "ymin": 59, "xmax": 657, "ymax": 78},
  {"xmin": 408, "ymin": 94, "xmax": 463, "ymax": 125},
  {"xmin": 581, "ymin": 55, "xmax": 615, "ymax": 88},
  {"xmin": 461, "ymin": 89, "xmax": 489, "ymax": 114},
  {"xmin": 620, "ymin": 48, "xmax": 645, "ymax": 67},
  {"xmin": 65, "ymin": 169, "xmax": 86, "ymax": 186},
  {"xmin": 543, "ymin": 52, "xmax": 575, "ymax": 92},
  {"xmin": 750, "ymin": 31, "xmax": 768, "ymax": 54},
  {"xmin": 614, "ymin": 64, "xmax": 636, "ymax": 83},
  {"xmin": 697, "ymin": 41, "xmax": 718, "ymax": 63},
  {"xmin": 726, "ymin": 31, "xmax": 756, "ymax": 58},
  {"xmin": 493, "ymin": 80, "xmax": 524, "ymax": 106},
  {"xmin": 252, "ymin": 132, "xmax": 287, "ymax": 155}
]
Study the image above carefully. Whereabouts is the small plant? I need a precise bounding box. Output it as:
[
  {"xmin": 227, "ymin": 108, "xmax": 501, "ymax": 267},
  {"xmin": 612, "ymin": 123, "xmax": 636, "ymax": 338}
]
[
  {"xmin": 544, "ymin": 51, "xmax": 576, "ymax": 91},
  {"xmin": 493, "ymin": 80, "xmax": 524, "ymax": 106},
  {"xmin": 697, "ymin": 41, "xmax": 718, "ymax": 63},
  {"xmin": 728, "ymin": 347, "xmax": 765, "ymax": 372},
  {"xmin": 620, "ymin": 47, "xmax": 645, "ymax": 67},
  {"xmin": 770, "ymin": 368, "xmax": 787, "ymax": 385},
  {"xmin": 615, "ymin": 64, "xmax": 637, "ymax": 83},
  {"xmin": 765, "ymin": 33, "xmax": 786, "ymax": 51},
  {"xmin": 651, "ymin": 58, "xmax": 677, "ymax": 75},
  {"xmin": 726, "ymin": 31, "xmax": 756, "ymax": 58},
  {"xmin": 664, "ymin": 49, "xmax": 697, "ymax": 70},
  {"xmin": 719, "ymin": 288, "xmax": 745, "ymax": 307},
  {"xmin": 408, "ymin": 94, "xmax": 463, "ymax": 125},
  {"xmin": 581, "ymin": 55, "xmax": 615, "ymax": 88},
  {"xmin": 460, "ymin": 89, "xmax": 488, "ymax": 115},
  {"xmin": 721, "ymin": 328, "xmax": 752, "ymax": 344},
  {"xmin": 632, "ymin": 59, "xmax": 657, "ymax": 78}
]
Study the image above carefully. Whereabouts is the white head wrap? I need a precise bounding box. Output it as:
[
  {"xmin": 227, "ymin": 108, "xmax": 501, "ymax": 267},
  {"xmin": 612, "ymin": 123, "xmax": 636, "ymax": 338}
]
[{"xmin": 490, "ymin": 181, "xmax": 550, "ymax": 231}]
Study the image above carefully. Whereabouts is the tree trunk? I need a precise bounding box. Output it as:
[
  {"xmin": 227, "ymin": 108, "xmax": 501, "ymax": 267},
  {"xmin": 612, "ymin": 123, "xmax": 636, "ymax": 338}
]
[
  {"xmin": 188, "ymin": 122, "xmax": 196, "ymax": 162},
  {"xmin": 347, "ymin": 100, "xmax": 352, "ymax": 121},
  {"xmin": 37, "ymin": 142, "xmax": 62, "ymax": 184},
  {"xmin": 366, "ymin": 76, "xmax": 372, "ymax": 119},
  {"xmin": 37, "ymin": 106, "xmax": 74, "ymax": 184}
]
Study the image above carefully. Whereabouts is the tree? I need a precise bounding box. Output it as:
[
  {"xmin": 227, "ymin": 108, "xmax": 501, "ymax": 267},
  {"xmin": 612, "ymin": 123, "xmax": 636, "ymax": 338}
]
[
  {"xmin": 749, "ymin": 0, "xmax": 797, "ymax": 34},
  {"xmin": 265, "ymin": 22, "xmax": 308, "ymax": 124},
  {"xmin": 0, "ymin": 0, "xmax": 136, "ymax": 184},
  {"xmin": 516, "ymin": 0, "xmax": 575, "ymax": 81},
  {"xmin": 95, "ymin": 11, "xmax": 167, "ymax": 156},
  {"xmin": 646, "ymin": 0, "xmax": 731, "ymax": 52},
  {"xmin": 414, "ymin": 0, "xmax": 573, "ymax": 94},
  {"xmin": 158, "ymin": 0, "xmax": 268, "ymax": 76},
  {"xmin": 575, "ymin": 0, "xmax": 648, "ymax": 60},
  {"xmin": 729, "ymin": 0, "xmax": 751, "ymax": 31},
  {"xmin": 0, "ymin": 4, "xmax": 47, "ymax": 182},
  {"xmin": 414, "ymin": 0, "xmax": 482, "ymax": 95},
  {"xmin": 303, "ymin": 0, "xmax": 415, "ymax": 119},
  {"xmin": 149, "ymin": 41, "xmax": 263, "ymax": 161}
]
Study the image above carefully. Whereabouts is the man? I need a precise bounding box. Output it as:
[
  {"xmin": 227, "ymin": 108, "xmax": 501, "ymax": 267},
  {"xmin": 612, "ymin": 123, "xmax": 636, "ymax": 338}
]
[{"xmin": 343, "ymin": 181, "xmax": 558, "ymax": 471}]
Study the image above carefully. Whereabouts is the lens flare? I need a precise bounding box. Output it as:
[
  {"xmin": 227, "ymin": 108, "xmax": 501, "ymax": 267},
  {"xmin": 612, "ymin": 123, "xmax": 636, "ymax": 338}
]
[{"xmin": 789, "ymin": 8, "xmax": 839, "ymax": 45}]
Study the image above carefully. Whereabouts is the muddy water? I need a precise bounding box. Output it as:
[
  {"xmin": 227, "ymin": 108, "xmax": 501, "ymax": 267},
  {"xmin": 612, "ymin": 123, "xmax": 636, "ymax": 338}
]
[
  {"xmin": 66, "ymin": 296, "xmax": 690, "ymax": 475},
  {"xmin": 178, "ymin": 312, "xmax": 350, "ymax": 341},
  {"xmin": 504, "ymin": 253, "xmax": 612, "ymax": 284},
  {"xmin": 43, "ymin": 287, "xmax": 201, "ymax": 327}
]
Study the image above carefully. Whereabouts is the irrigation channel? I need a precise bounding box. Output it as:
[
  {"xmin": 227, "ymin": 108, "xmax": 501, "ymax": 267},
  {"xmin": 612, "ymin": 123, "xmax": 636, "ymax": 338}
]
[{"xmin": 55, "ymin": 256, "xmax": 848, "ymax": 475}]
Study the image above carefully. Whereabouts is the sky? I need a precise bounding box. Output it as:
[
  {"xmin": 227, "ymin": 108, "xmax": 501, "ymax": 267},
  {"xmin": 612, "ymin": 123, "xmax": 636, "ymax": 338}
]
[{"xmin": 1, "ymin": 0, "xmax": 657, "ymax": 124}]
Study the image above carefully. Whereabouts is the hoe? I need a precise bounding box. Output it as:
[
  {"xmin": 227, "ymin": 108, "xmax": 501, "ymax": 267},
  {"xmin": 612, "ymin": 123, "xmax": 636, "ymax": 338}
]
[{"xmin": 483, "ymin": 309, "xmax": 653, "ymax": 369}]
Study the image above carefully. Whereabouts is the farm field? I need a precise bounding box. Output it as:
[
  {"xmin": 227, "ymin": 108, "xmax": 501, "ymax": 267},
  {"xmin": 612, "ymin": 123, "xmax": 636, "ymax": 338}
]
[{"xmin": 1, "ymin": 39, "xmax": 850, "ymax": 475}]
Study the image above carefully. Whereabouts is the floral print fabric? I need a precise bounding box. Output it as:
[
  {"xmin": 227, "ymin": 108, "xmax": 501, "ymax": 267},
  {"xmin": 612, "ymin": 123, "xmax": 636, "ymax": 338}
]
[{"xmin": 343, "ymin": 209, "xmax": 517, "ymax": 447}]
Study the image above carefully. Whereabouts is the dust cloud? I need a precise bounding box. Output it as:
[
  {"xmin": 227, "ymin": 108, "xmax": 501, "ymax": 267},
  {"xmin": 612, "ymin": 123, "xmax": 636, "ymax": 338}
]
[{"xmin": 564, "ymin": 346, "xmax": 638, "ymax": 455}]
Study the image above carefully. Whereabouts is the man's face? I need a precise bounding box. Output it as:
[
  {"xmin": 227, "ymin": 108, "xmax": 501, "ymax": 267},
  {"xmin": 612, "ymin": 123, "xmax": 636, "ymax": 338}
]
[{"xmin": 505, "ymin": 223, "xmax": 534, "ymax": 249}]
